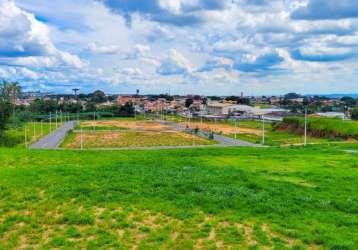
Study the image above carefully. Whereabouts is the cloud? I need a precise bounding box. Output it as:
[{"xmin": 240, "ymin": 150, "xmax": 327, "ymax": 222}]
[
  {"xmin": 88, "ymin": 42, "xmax": 122, "ymax": 54},
  {"xmin": 234, "ymin": 52, "xmax": 285, "ymax": 73},
  {"xmin": 99, "ymin": 0, "xmax": 228, "ymax": 26},
  {"xmin": 291, "ymin": 0, "xmax": 358, "ymax": 20},
  {"xmin": 0, "ymin": 0, "xmax": 85, "ymax": 69},
  {"xmin": 290, "ymin": 46, "xmax": 356, "ymax": 62},
  {"xmin": 157, "ymin": 49, "xmax": 193, "ymax": 75},
  {"xmin": 199, "ymin": 57, "xmax": 234, "ymax": 71},
  {"xmin": 3, "ymin": 0, "xmax": 358, "ymax": 94}
]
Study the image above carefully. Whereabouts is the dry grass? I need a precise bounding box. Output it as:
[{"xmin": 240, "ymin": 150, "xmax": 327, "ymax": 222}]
[
  {"xmin": 180, "ymin": 121, "xmax": 262, "ymax": 135},
  {"xmin": 62, "ymin": 131, "xmax": 216, "ymax": 148},
  {"xmin": 80, "ymin": 120, "xmax": 172, "ymax": 131},
  {"xmin": 0, "ymin": 203, "xmax": 303, "ymax": 249}
]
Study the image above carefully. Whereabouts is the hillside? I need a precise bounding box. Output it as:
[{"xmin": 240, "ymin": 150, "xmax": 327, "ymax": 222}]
[{"xmin": 275, "ymin": 117, "xmax": 358, "ymax": 140}]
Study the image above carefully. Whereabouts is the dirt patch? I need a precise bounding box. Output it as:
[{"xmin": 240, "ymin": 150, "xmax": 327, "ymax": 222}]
[
  {"xmin": 180, "ymin": 122, "xmax": 262, "ymax": 135},
  {"xmin": 81, "ymin": 121, "xmax": 172, "ymax": 131}
]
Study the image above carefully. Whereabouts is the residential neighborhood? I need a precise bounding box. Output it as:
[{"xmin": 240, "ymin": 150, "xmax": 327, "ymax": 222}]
[{"xmin": 14, "ymin": 90, "xmax": 358, "ymax": 121}]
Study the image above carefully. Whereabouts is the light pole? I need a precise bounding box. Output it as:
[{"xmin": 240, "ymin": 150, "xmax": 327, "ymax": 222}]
[
  {"xmin": 262, "ymin": 116, "xmax": 265, "ymax": 145},
  {"xmin": 33, "ymin": 121, "xmax": 36, "ymax": 140},
  {"xmin": 41, "ymin": 120, "xmax": 43, "ymax": 137},
  {"xmin": 234, "ymin": 119, "xmax": 237, "ymax": 139},
  {"xmin": 80, "ymin": 127, "xmax": 83, "ymax": 150},
  {"xmin": 304, "ymin": 107, "xmax": 307, "ymax": 147},
  {"xmin": 49, "ymin": 112, "xmax": 52, "ymax": 131},
  {"xmin": 55, "ymin": 110, "xmax": 58, "ymax": 128}
]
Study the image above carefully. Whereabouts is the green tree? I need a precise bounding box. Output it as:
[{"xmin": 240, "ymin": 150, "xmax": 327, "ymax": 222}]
[
  {"xmin": 85, "ymin": 102, "xmax": 97, "ymax": 112},
  {"xmin": 90, "ymin": 90, "xmax": 107, "ymax": 103},
  {"xmin": 341, "ymin": 96, "xmax": 357, "ymax": 107},
  {"xmin": 29, "ymin": 99, "xmax": 59, "ymax": 113},
  {"xmin": 0, "ymin": 82, "xmax": 13, "ymax": 135},
  {"xmin": 352, "ymin": 108, "xmax": 358, "ymax": 120},
  {"xmin": 185, "ymin": 98, "xmax": 193, "ymax": 108}
]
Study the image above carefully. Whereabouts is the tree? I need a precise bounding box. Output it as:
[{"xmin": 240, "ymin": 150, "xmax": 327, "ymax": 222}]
[
  {"xmin": 341, "ymin": 96, "xmax": 357, "ymax": 107},
  {"xmin": 0, "ymin": 82, "xmax": 13, "ymax": 135},
  {"xmin": 90, "ymin": 90, "xmax": 107, "ymax": 103},
  {"xmin": 62, "ymin": 102, "xmax": 82, "ymax": 113},
  {"xmin": 352, "ymin": 108, "xmax": 358, "ymax": 120},
  {"xmin": 185, "ymin": 98, "xmax": 193, "ymax": 108},
  {"xmin": 29, "ymin": 99, "xmax": 59, "ymax": 113},
  {"xmin": 85, "ymin": 102, "xmax": 97, "ymax": 112},
  {"xmin": 284, "ymin": 93, "xmax": 301, "ymax": 99}
]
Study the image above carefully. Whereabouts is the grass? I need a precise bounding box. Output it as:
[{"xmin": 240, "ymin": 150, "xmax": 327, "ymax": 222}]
[
  {"xmin": 172, "ymin": 117, "xmax": 336, "ymax": 146},
  {"xmin": 228, "ymin": 130, "xmax": 330, "ymax": 146},
  {"xmin": 0, "ymin": 145, "xmax": 357, "ymax": 249},
  {"xmin": 0, "ymin": 122, "xmax": 60, "ymax": 147},
  {"xmin": 61, "ymin": 131, "xmax": 217, "ymax": 148},
  {"xmin": 279, "ymin": 117, "xmax": 358, "ymax": 139}
]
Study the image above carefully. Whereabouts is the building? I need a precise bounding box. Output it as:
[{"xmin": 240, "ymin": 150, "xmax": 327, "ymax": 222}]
[
  {"xmin": 205, "ymin": 102, "xmax": 234, "ymax": 116},
  {"xmin": 315, "ymin": 112, "xmax": 346, "ymax": 119},
  {"xmin": 116, "ymin": 96, "xmax": 140, "ymax": 105}
]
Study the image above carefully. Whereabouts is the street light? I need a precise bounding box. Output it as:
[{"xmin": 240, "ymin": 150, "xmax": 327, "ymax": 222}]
[
  {"xmin": 262, "ymin": 116, "xmax": 265, "ymax": 145},
  {"xmin": 304, "ymin": 107, "xmax": 307, "ymax": 147}
]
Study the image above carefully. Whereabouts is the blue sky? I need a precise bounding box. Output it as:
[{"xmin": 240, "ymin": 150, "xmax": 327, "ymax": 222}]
[{"xmin": 0, "ymin": 0, "xmax": 358, "ymax": 95}]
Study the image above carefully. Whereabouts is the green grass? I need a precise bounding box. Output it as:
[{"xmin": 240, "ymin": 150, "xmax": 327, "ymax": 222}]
[
  {"xmin": 0, "ymin": 145, "xmax": 357, "ymax": 248},
  {"xmin": 228, "ymin": 130, "xmax": 330, "ymax": 146},
  {"xmin": 279, "ymin": 117, "xmax": 358, "ymax": 139},
  {"xmin": 0, "ymin": 122, "xmax": 59, "ymax": 147}
]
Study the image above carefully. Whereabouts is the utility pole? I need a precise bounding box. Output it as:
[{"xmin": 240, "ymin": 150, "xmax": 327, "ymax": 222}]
[
  {"xmin": 304, "ymin": 107, "xmax": 307, "ymax": 147},
  {"xmin": 72, "ymin": 88, "xmax": 79, "ymax": 102},
  {"xmin": 262, "ymin": 116, "xmax": 265, "ymax": 145}
]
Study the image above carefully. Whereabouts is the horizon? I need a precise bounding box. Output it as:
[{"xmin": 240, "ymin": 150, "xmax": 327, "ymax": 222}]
[{"xmin": 1, "ymin": 0, "xmax": 358, "ymax": 95}]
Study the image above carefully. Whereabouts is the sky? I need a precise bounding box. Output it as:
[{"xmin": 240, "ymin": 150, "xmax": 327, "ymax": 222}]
[{"xmin": 0, "ymin": 0, "xmax": 358, "ymax": 95}]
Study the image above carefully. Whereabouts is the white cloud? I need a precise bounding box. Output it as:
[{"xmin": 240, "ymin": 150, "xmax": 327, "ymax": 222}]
[
  {"xmin": 0, "ymin": 0, "xmax": 85, "ymax": 69},
  {"xmin": 88, "ymin": 42, "xmax": 122, "ymax": 54},
  {"xmin": 157, "ymin": 49, "xmax": 194, "ymax": 75}
]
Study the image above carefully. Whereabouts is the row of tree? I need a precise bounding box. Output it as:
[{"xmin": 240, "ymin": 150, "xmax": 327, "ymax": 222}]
[{"xmin": 0, "ymin": 81, "xmax": 21, "ymax": 136}]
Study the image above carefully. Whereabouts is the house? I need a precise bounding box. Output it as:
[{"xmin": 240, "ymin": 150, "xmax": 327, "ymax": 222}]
[
  {"xmin": 116, "ymin": 96, "xmax": 140, "ymax": 105},
  {"xmin": 206, "ymin": 102, "xmax": 234, "ymax": 116}
]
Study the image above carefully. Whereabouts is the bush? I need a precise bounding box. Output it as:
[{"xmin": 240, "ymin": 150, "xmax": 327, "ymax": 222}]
[{"xmin": 352, "ymin": 108, "xmax": 358, "ymax": 120}]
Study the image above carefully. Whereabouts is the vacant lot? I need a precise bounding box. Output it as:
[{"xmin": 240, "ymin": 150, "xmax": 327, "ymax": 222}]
[
  {"xmin": 61, "ymin": 131, "xmax": 216, "ymax": 148},
  {"xmin": 180, "ymin": 121, "xmax": 262, "ymax": 135},
  {"xmin": 80, "ymin": 120, "xmax": 172, "ymax": 131},
  {"xmin": 178, "ymin": 118, "xmax": 348, "ymax": 146},
  {"xmin": 0, "ymin": 145, "xmax": 357, "ymax": 249}
]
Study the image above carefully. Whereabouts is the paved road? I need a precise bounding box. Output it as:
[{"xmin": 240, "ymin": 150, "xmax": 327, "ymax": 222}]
[
  {"xmin": 158, "ymin": 120, "xmax": 263, "ymax": 147},
  {"xmin": 212, "ymin": 134, "xmax": 262, "ymax": 147},
  {"xmin": 31, "ymin": 121, "xmax": 77, "ymax": 149}
]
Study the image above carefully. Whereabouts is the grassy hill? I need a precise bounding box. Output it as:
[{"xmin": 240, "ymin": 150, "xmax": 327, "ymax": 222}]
[
  {"xmin": 0, "ymin": 145, "xmax": 357, "ymax": 249},
  {"xmin": 276, "ymin": 117, "xmax": 358, "ymax": 140}
]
